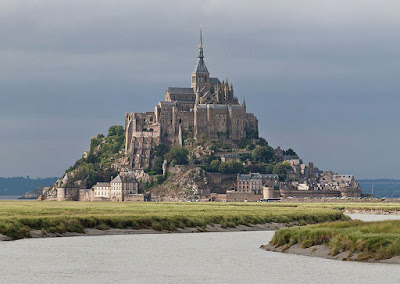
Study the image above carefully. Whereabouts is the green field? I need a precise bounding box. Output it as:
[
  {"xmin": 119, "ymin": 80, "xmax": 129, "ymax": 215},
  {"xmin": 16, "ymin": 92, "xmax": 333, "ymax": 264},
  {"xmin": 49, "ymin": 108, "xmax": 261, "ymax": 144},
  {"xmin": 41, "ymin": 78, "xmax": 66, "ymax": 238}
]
[
  {"xmin": 270, "ymin": 219, "xmax": 400, "ymax": 261},
  {"xmin": 0, "ymin": 201, "xmax": 347, "ymax": 240}
]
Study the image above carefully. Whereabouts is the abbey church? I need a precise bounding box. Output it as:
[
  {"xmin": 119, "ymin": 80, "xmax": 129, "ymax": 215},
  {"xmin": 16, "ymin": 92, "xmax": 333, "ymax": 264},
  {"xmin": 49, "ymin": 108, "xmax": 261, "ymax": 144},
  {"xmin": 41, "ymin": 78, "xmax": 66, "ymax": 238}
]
[{"xmin": 125, "ymin": 30, "xmax": 259, "ymax": 169}]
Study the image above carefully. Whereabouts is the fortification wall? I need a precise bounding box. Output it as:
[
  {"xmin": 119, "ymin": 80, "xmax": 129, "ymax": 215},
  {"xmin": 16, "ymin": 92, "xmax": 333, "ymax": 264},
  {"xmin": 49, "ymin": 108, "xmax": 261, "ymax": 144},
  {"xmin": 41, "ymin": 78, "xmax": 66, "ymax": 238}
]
[
  {"xmin": 124, "ymin": 194, "xmax": 144, "ymax": 202},
  {"xmin": 279, "ymin": 189, "xmax": 341, "ymax": 198},
  {"xmin": 226, "ymin": 192, "xmax": 261, "ymax": 202}
]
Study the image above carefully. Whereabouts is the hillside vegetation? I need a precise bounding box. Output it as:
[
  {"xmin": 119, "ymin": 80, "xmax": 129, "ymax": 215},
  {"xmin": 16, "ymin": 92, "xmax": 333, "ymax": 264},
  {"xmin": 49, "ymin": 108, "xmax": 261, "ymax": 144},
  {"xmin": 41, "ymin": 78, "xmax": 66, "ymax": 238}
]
[{"xmin": 64, "ymin": 125, "xmax": 125, "ymax": 188}]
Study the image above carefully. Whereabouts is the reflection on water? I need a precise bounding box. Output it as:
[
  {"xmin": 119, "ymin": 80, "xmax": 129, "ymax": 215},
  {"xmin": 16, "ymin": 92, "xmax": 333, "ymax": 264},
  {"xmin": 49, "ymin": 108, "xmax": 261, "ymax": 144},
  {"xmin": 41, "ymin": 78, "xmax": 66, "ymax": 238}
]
[{"xmin": 1, "ymin": 226, "xmax": 400, "ymax": 283}]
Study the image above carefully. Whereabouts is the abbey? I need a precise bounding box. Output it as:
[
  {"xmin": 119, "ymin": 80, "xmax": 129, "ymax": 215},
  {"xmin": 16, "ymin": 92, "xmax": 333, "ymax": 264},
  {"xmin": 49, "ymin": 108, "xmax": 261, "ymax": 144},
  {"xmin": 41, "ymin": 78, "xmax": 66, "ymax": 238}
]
[{"xmin": 125, "ymin": 30, "xmax": 259, "ymax": 169}]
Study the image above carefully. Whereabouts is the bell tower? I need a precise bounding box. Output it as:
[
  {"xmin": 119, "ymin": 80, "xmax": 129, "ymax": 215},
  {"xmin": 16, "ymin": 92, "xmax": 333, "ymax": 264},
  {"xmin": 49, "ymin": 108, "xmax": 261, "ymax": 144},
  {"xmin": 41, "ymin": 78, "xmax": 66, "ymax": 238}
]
[{"xmin": 191, "ymin": 25, "xmax": 210, "ymax": 92}]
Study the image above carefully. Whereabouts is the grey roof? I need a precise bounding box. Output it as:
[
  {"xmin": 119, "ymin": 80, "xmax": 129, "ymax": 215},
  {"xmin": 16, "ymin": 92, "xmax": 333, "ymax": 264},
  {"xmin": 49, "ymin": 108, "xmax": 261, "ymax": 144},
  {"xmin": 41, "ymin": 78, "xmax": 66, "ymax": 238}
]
[
  {"xmin": 209, "ymin": 77, "xmax": 220, "ymax": 84},
  {"xmin": 167, "ymin": 87, "xmax": 194, "ymax": 94},
  {"xmin": 193, "ymin": 58, "xmax": 209, "ymax": 74},
  {"xmin": 238, "ymin": 173, "xmax": 278, "ymax": 181},
  {"xmin": 221, "ymin": 154, "xmax": 240, "ymax": 158},
  {"xmin": 111, "ymin": 174, "xmax": 137, "ymax": 184},
  {"xmin": 111, "ymin": 175, "xmax": 122, "ymax": 183},
  {"xmin": 238, "ymin": 174, "xmax": 263, "ymax": 181},
  {"xmin": 93, "ymin": 182, "xmax": 110, "ymax": 188},
  {"xmin": 159, "ymin": 101, "xmax": 177, "ymax": 107},
  {"xmin": 196, "ymin": 104, "xmax": 242, "ymax": 109}
]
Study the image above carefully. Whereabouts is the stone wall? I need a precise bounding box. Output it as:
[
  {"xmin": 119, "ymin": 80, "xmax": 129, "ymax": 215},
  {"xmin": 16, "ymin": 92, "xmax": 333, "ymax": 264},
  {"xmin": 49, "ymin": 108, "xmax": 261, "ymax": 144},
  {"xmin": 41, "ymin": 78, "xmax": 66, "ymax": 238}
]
[
  {"xmin": 226, "ymin": 192, "xmax": 262, "ymax": 202},
  {"xmin": 279, "ymin": 189, "xmax": 341, "ymax": 198},
  {"xmin": 124, "ymin": 194, "xmax": 144, "ymax": 202}
]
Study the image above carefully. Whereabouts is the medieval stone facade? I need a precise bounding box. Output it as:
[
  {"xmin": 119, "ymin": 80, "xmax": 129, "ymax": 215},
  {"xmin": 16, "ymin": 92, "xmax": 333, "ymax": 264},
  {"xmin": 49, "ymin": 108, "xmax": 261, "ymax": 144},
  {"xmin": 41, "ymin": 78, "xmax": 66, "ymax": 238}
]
[{"xmin": 125, "ymin": 30, "xmax": 258, "ymax": 170}]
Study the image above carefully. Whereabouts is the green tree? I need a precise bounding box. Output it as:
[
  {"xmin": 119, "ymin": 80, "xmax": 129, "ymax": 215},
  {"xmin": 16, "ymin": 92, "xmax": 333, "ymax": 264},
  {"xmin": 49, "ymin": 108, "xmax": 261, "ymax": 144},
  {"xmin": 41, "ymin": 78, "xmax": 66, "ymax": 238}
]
[
  {"xmin": 252, "ymin": 145, "xmax": 274, "ymax": 163},
  {"xmin": 273, "ymin": 162, "xmax": 292, "ymax": 181},
  {"xmin": 246, "ymin": 143, "xmax": 255, "ymax": 151},
  {"xmin": 284, "ymin": 148, "xmax": 297, "ymax": 156},
  {"xmin": 166, "ymin": 146, "xmax": 189, "ymax": 165},
  {"xmin": 108, "ymin": 125, "xmax": 124, "ymax": 137},
  {"xmin": 218, "ymin": 161, "xmax": 244, "ymax": 174},
  {"xmin": 154, "ymin": 143, "xmax": 170, "ymax": 158},
  {"xmin": 209, "ymin": 160, "xmax": 221, "ymax": 172},
  {"xmin": 151, "ymin": 157, "xmax": 165, "ymax": 174},
  {"xmin": 256, "ymin": 137, "xmax": 268, "ymax": 146},
  {"xmin": 264, "ymin": 164, "xmax": 274, "ymax": 174}
]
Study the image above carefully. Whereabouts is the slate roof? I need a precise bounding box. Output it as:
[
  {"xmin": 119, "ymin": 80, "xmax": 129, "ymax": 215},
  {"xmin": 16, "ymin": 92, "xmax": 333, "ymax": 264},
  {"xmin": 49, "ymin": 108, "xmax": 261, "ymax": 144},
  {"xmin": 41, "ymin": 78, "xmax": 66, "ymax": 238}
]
[
  {"xmin": 209, "ymin": 77, "xmax": 220, "ymax": 84},
  {"xmin": 111, "ymin": 175, "xmax": 137, "ymax": 184},
  {"xmin": 238, "ymin": 173, "xmax": 278, "ymax": 181},
  {"xmin": 93, "ymin": 182, "xmax": 110, "ymax": 188},
  {"xmin": 193, "ymin": 57, "xmax": 209, "ymax": 74},
  {"xmin": 111, "ymin": 175, "xmax": 122, "ymax": 183},
  {"xmin": 167, "ymin": 87, "xmax": 194, "ymax": 94}
]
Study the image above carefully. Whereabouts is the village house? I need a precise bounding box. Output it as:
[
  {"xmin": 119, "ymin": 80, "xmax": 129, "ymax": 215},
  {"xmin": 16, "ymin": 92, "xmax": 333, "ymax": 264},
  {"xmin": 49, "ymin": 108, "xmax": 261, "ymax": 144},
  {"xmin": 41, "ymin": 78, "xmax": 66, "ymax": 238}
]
[
  {"xmin": 110, "ymin": 174, "xmax": 141, "ymax": 201},
  {"xmin": 93, "ymin": 182, "xmax": 111, "ymax": 199},
  {"xmin": 236, "ymin": 173, "xmax": 278, "ymax": 195}
]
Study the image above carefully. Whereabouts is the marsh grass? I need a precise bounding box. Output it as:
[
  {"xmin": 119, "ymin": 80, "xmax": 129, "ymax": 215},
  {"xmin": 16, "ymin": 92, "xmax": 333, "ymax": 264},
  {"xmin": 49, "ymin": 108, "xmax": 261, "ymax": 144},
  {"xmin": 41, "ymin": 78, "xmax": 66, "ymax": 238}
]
[
  {"xmin": 0, "ymin": 201, "xmax": 347, "ymax": 240},
  {"xmin": 270, "ymin": 220, "xmax": 400, "ymax": 260}
]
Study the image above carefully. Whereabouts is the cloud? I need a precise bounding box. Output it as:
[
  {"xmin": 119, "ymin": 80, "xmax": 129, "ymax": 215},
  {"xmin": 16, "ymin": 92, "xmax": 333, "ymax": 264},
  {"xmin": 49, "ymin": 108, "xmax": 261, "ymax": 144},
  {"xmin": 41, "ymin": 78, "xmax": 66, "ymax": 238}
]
[{"xmin": 0, "ymin": 0, "xmax": 399, "ymax": 178}]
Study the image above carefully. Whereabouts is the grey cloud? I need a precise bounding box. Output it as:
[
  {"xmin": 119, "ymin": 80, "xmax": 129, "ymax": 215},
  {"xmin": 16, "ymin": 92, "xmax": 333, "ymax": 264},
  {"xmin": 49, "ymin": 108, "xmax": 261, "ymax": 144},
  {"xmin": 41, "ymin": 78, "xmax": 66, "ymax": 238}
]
[{"xmin": 0, "ymin": 0, "xmax": 399, "ymax": 178}]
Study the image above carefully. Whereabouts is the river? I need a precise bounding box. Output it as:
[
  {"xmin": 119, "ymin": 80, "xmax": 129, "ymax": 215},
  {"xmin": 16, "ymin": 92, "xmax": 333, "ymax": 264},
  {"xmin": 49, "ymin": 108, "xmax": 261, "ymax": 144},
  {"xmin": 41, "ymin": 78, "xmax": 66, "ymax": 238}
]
[{"xmin": 1, "ymin": 214, "xmax": 399, "ymax": 284}]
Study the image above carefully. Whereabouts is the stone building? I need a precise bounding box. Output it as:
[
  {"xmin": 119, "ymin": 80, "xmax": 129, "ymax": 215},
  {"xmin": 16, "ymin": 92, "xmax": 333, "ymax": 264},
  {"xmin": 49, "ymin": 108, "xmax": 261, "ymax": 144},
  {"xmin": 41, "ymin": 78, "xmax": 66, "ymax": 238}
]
[
  {"xmin": 110, "ymin": 174, "xmax": 140, "ymax": 201},
  {"xmin": 125, "ymin": 29, "xmax": 259, "ymax": 170},
  {"xmin": 93, "ymin": 182, "xmax": 111, "ymax": 199},
  {"xmin": 56, "ymin": 175, "xmax": 79, "ymax": 201},
  {"xmin": 237, "ymin": 173, "xmax": 278, "ymax": 195}
]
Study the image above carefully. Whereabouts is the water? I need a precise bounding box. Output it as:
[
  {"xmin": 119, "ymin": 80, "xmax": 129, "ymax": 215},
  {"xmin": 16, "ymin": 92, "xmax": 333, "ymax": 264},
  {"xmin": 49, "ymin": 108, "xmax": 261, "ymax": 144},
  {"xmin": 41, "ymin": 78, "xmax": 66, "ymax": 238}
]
[
  {"xmin": 1, "ymin": 215, "xmax": 399, "ymax": 284},
  {"xmin": 347, "ymin": 213, "xmax": 400, "ymax": 221},
  {"xmin": 0, "ymin": 195, "xmax": 21, "ymax": 200}
]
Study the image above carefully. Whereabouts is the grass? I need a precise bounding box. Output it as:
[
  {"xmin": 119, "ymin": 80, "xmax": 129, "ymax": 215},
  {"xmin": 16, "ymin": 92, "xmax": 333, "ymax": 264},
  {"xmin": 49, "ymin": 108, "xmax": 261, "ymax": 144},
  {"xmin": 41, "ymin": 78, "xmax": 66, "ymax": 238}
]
[
  {"xmin": 0, "ymin": 201, "xmax": 348, "ymax": 240},
  {"xmin": 270, "ymin": 220, "xmax": 400, "ymax": 261}
]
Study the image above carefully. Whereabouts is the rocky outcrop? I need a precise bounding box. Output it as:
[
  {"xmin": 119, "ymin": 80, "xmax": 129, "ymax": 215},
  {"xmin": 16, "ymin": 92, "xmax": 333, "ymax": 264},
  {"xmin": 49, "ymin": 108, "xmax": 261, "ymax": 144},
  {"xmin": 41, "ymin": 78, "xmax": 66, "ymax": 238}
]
[
  {"xmin": 151, "ymin": 166, "xmax": 213, "ymax": 201},
  {"xmin": 19, "ymin": 186, "xmax": 48, "ymax": 199}
]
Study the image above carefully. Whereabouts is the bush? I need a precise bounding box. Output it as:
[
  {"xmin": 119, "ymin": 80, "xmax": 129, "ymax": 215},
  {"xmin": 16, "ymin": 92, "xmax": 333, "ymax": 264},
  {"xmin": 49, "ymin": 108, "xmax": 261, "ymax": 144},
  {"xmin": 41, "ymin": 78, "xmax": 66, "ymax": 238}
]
[
  {"xmin": 252, "ymin": 145, "xmax": 275, "ymax": 163},
  {"xmin": 219, "ymin": 161, "xmax": 244, "ymax": 174},
  {"xmin": 166, "ymin": 146, "xmax": 189, "ymax": 165},
  {"xmin": 209, "ymin": 160, "xmax": 221, "ymax": 172},
  {"xmin": 151, "ymin": 157, "xmax": 165, "ymax": 174},
  {"xmin": 64, "ymin": 125, "xmax": 125, "ymax": 188},
  {"xmin": 273, "ymin": 162, "xmax": 292, "ymax": 181}
]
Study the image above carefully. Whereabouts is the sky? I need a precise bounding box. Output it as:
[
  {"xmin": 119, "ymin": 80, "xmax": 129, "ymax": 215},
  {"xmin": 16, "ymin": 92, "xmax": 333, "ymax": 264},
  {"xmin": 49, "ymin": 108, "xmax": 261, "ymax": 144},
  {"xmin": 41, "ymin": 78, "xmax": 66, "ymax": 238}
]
[{"xmin": 1, "ymin": 0, "xmax": 399, "ymax": 179}]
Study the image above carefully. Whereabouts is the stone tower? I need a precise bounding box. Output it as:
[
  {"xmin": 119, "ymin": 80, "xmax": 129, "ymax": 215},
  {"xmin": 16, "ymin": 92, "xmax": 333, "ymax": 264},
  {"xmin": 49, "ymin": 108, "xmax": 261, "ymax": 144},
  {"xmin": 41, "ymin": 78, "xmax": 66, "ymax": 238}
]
[{"xmin": 191, "ymin": 26, "xmax": 210, "ymax": 92}]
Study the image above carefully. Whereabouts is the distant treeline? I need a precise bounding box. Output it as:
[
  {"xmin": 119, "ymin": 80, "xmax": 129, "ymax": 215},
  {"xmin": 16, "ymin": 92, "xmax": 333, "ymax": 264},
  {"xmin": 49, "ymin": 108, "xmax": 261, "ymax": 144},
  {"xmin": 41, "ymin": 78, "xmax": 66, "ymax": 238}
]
[
  {"xmin": 0, "ymin": 177, "xmax": 58, "ymax": 196},
  {"xmin": 358, "ymin": 179, "xmax": 400, "ymax": 198}
]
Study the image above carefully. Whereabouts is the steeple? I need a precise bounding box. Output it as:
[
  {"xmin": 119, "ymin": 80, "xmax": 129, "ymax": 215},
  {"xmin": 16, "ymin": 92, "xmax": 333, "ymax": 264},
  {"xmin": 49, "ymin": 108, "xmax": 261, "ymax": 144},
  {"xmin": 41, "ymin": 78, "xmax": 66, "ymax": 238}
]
[
  {"xmin": 193, "ymin": 25, "xmax": 208, "ymax": 74},
  {"xmin": 198, "ymin": 25, "xmax": 204, "ymax": 59},
  {"xmin": 191, "ymin": 25, "xmax": 210, "ymax": 91}
]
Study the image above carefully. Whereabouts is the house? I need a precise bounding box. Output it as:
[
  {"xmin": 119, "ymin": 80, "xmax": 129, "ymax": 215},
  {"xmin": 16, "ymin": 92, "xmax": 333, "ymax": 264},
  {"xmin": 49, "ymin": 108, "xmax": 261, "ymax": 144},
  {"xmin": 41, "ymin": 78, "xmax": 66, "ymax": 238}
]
[
  {"xmin": 92, "ymin": 182, "xmax": 111, "ymax": 199},
  {"xmin": 110, "ymin": 174, "xmax": 141, "ymax": 201}
]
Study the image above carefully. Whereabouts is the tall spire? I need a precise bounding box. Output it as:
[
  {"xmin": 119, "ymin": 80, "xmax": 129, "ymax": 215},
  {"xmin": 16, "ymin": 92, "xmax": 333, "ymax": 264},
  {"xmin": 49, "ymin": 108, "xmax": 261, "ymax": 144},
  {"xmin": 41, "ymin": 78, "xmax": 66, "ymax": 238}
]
[
  {"xmin": 193, "ymin": 25, "xmax": 208, "ymax": 74},
  {"xmin": 198, "ymin": 24, "xmax": 204, "ymax": 59}
]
